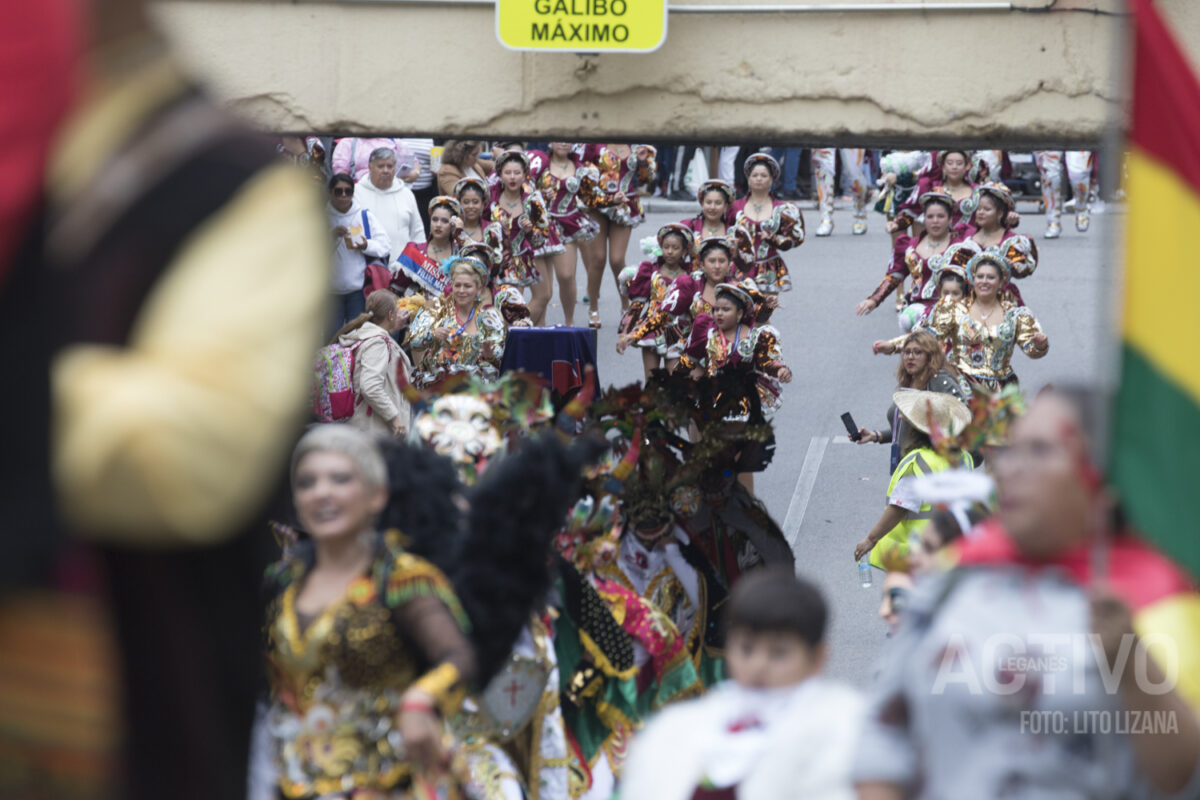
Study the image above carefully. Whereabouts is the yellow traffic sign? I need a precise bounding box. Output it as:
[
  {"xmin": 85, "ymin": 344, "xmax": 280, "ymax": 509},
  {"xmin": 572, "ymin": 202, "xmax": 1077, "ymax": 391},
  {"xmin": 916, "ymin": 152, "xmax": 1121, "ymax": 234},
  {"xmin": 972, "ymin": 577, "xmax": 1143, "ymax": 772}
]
[{"xmin": 496, "ymin": 0, "xmax": 668, "ymax": 53}]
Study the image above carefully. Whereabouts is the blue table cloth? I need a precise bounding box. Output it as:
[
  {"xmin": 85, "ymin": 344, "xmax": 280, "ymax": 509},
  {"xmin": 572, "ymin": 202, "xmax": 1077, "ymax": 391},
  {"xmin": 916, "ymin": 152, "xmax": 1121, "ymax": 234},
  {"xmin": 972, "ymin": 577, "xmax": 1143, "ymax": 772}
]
[{"xmin": 500, "ymin": 326, "xmax": 600, "ymax": 396}]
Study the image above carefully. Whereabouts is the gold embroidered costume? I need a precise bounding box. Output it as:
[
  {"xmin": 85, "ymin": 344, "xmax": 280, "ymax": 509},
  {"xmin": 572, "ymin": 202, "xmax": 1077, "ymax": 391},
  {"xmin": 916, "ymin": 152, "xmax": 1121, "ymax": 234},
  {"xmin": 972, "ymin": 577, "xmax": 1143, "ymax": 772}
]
[
  {"xmin": 918, "ymin": 296, "xmax": 1048, "ymax": 391},
  {"xmin": 264, "ymin": 533, "xmax": 475, "ymax": 799}
]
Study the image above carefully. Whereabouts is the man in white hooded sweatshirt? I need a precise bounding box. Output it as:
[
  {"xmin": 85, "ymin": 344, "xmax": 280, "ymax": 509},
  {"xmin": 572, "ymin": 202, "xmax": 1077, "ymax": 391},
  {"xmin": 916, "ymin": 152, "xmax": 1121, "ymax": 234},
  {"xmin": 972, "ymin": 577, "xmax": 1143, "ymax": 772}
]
[
  {"xmin": 355, "ymin": 148, "xmax": 425, "ymax": 276},
  {"xmin": 327, "ymin": 173, "xmax": 390, "ymax": 330}
]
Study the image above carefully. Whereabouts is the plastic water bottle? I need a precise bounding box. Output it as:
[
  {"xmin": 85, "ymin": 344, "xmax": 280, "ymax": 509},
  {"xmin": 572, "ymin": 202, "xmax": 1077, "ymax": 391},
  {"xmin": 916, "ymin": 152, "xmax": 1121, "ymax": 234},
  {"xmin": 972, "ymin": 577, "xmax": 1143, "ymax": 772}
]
[{"xmin": 858, "ymin": 555, "xmax": 873, "ymax": 588}]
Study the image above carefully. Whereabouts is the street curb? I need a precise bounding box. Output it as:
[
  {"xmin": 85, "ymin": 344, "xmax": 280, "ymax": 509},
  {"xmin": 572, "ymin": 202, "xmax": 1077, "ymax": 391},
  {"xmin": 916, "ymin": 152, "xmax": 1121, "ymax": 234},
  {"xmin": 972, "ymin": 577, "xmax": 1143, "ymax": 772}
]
[{"xmin": 640, "ymin": 197, "xmax": 1124, "ymax": 216}]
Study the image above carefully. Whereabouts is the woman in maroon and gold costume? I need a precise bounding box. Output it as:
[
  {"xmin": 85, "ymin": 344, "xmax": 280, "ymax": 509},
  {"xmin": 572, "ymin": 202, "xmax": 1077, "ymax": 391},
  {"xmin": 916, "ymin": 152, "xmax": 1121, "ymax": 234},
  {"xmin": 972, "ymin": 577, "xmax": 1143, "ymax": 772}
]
[
  {"xmin": 728, "ymin": 153, "xmax": 805, "ymax": 295},
  {"xmin": 579, "ymin": 143, "xmax": 656, "ymax": 327}
]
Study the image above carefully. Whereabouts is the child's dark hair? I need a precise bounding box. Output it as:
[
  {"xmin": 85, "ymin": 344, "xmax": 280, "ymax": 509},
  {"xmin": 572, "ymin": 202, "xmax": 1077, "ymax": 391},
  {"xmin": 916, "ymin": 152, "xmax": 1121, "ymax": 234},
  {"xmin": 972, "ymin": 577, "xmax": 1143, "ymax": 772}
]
[
  {"xmin": 938, "ymin": 271, "xmax": 967, "ymax": 295},
  {"xmin": 723, "ymin": 567, "xmax": 827, "ymax": 648}
]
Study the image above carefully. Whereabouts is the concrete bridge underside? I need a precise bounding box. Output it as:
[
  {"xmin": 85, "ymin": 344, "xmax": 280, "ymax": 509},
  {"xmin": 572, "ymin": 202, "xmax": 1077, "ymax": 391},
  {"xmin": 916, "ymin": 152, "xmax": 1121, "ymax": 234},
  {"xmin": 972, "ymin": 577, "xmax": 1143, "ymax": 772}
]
[{"xmin": 153, "ymin": 0, "xmax": 1200, "ymax": 147}]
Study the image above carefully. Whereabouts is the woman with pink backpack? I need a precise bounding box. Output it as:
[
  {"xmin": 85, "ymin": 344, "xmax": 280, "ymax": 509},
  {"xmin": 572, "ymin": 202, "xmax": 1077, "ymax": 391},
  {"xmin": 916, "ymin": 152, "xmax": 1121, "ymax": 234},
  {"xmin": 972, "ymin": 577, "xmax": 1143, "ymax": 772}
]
[{"xmin": 322, "ymin": 289, "xmax": 412, "ymax": 437}]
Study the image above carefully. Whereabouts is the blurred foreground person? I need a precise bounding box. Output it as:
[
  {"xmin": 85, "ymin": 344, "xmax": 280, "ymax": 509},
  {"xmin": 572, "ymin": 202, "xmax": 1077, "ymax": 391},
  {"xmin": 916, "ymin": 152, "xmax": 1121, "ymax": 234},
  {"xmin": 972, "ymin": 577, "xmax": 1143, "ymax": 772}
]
[
  {"xmin": 622, "ymin": 569, "xmax": 862, "ymax": 800},
  {"xmin": 908, "ymin": 506, "xmax": 987, "ymax": 577},
  {"xmin": 0, "ymin": 0, "xmax": 328, "ymax": 797},
  {"xmin": 263, "ymin": 427, "xmax": 476, "ymax": 798},
  {"xmin": 875, "ymin": 545, "xmax": 914, "ymax": 637},
  {"xmin": 853, "ymin": 390, "xmax": 1200, "ymax": 799}
]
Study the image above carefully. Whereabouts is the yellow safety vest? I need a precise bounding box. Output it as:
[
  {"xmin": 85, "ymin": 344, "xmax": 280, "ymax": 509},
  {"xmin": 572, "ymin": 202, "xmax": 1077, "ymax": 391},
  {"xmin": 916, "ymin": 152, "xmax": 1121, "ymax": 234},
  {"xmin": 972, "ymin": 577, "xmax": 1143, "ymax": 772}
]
[{"xmin": 871, "ymin": 447, "xmax": 974, "ymax": 570}]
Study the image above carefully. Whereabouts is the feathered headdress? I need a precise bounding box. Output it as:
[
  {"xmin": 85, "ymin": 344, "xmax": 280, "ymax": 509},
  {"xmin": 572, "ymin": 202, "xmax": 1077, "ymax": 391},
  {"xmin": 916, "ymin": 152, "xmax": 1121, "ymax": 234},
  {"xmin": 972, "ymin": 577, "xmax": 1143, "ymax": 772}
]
[
  {"xmin": 929, "ymin": 383, "xmax": 1027, "ymax": 459},
  {"xmin": 557, "ymin": 371, "xmax": 775, "ymax": 564},
  {"xmin": 410, "ymin": 371, "xmax": 555, "ymax": 484}
]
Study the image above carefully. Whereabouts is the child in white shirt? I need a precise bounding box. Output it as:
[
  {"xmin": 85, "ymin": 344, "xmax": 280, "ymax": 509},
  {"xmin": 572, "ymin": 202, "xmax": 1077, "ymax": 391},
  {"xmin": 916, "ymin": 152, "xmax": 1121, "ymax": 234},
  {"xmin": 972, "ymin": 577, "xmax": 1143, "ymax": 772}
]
[{"xmin": 621, "ymin": 569, "xmax": 864, "ymax": 800}]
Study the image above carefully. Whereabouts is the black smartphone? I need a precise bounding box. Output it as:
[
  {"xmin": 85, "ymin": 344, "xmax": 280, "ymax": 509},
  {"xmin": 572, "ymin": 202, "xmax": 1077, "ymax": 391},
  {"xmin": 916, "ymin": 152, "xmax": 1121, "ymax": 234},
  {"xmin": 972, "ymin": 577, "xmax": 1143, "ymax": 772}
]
[{"xmin": 841, "ymin": 412, "xmax": 862, "ymax": 442}]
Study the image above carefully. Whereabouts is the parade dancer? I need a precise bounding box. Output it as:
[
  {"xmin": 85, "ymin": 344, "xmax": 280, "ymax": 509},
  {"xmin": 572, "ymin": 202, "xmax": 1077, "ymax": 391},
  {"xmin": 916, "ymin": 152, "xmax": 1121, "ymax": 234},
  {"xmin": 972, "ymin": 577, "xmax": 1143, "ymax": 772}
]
[
  {"xmin": 945, "ymin": 182, "xmax": 1038, "ymax": 306},
  {"xmin": 616, "ymin": 223, "xmax": 694, "ymax": 380},
  {"xmin": 490, "ymin": 150, "xmax": 552, "ymax": 325},
  {"xmin": 730, "ymin": 153, "xmax": 804, "ymax": 294},
  {"xmin": 579, "ymin": 143, "xmax": 657, "ymax": 327},
  {"xmin": 531, "ymin": 142, "xmax": 601, "ymax": 327},
  {"xmin": 581, "ymin": 374, "xmax": 794, "ymax": 655},
  {"xmin": 390, "ymin": 195, "xmax": 461, "ymax": 299},
  {"xmin": 407, "ymin": 257, "xmax": 506, "ymax": 387},
  {"xmin": 583, "ymin": 392, "xmax": 731, "ymax": 688},
  {"xmin": 1034, "ymin": 150, "xmax": 1097, "ymax": 238},
  {"xmin": 876, "ymin": 150, "xmax": 936, "ymax": 313},
  {"xmin": 448, "ymin": 180, "xmax": 533, "ymax": 325},
  {"xmin": 678, "ymin": 282, "xmax": 793, "ymax": 418},
  {"xmin": 419, "ymin": 196, "xmax": 462, "ymax": 266},
  {"xmin": 457, "ymin": 240, "xmax": 533, "ymax": 329},
  {"xmin": 626, "ymin": 237, "xmax": 775, "ymax": 365},
  {"xmin": 857, "ymin": 191, "xmax": 958, "ymax": 331},
  {"xmin": 971, "ymin": 150, "xmax": 1002, "ymax": 183},
  {"xmin": 678, "ymin": 281, "xmax": 792, "ymax": 494},
  {"xmin": 395, "ymin": 375, "xmax": 702, "ymax": 800},
  {"xmin": 812, "ymin": 147, "xmax": 872, "ymax": 236},
  {"xmin": 453, "ymin": 176, "xmax": 491, "ymax": 245},
  {"xmin": 681, "ymin": 180, "xmax": 754, "ymax": 272},
  {"xmin": 876, "ymin": 150, "xmax": 935, "ymax": 240},
  {"xmin": 395, "ymin": 386, "xmax": 601, "ymax": 800},
  {"xmin": 1064, "ymin": 150, "xmax": 1099, "ymax": 232},
  {"xmin": 263, "ymin": 426, "xmax": 477, "ymax": 800},
  {"xmin": 874, "ymin": 251, "xmax": 1049, "ymax": 393},
  {"xmin": 889, "ymin": 150, "xmax": 979, "ymax": 234}
]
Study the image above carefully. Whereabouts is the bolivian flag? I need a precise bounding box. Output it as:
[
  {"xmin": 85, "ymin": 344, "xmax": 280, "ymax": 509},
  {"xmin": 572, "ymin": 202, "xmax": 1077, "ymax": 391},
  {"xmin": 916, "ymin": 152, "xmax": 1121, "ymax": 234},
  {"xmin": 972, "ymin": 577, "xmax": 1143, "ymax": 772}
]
[
  {"xmin": 1111, "ymin": 0, "xmax": 1200, "ymax": 711},
  {"xmin": 1113, "ymin": 0, "xmax": 1200, "ymax": 581}
]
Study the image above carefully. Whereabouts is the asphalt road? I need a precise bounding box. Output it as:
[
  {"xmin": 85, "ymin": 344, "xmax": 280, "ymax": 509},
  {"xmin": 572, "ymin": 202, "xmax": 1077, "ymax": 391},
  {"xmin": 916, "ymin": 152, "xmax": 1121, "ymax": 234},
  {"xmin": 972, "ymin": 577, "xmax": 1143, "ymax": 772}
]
[{"xmin": 536, "ymin": 199, "xmax": 1115, "ymax": 687}]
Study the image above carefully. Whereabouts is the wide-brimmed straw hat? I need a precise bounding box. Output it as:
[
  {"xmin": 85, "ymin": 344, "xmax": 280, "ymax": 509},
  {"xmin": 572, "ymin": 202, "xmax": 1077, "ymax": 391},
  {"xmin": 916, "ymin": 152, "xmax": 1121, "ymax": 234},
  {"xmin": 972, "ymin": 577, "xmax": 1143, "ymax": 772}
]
[{"xmin": 893, "ymin": 390, "xmax": 971, "ymax": 437}]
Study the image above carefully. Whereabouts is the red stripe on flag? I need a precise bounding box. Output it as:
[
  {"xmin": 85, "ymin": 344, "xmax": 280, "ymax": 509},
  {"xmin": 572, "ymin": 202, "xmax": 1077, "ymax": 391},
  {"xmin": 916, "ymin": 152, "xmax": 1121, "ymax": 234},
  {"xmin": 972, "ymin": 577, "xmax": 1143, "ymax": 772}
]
[{"xmin": 1130, "ymin": 0, "xmax": 1200, "ymax": 194}]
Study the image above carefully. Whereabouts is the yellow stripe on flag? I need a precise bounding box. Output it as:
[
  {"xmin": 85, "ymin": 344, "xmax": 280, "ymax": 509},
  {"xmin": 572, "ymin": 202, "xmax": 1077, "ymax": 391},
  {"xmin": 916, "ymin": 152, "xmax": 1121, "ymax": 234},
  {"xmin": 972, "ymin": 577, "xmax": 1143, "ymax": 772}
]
[
  {"xmin": 1135, "ymin": 593, "xmax": 1200, "ymax": 714},
  {"xmin": 1123, "ymin": 148, "xmax": 1200, "ymax": 406}
]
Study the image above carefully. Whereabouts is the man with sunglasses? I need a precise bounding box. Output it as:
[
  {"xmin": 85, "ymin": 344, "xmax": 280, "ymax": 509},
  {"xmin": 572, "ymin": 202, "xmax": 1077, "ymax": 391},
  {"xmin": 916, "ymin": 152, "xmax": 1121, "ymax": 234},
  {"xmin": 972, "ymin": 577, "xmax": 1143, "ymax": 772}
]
[{"xmin": 328, "ymin": 173, "xmax": 390, "ymax": 331}]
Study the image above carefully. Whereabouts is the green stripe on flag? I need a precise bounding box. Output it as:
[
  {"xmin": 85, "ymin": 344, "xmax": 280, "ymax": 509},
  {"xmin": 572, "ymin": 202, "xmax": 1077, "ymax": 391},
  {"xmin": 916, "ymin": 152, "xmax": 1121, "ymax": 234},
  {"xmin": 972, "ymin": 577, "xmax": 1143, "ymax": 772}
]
[{"xmin": 1111, "ymin": 344, "xmax": 1200, "ymax": 580}]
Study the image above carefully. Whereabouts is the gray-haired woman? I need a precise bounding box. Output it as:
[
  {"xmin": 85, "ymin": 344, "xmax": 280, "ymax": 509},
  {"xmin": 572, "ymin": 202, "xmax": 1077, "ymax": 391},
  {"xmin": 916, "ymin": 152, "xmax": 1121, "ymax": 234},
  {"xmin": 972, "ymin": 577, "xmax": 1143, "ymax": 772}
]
[{"xmin": 262, "ymin": 425, "xmax": 477, "ymax": 798}]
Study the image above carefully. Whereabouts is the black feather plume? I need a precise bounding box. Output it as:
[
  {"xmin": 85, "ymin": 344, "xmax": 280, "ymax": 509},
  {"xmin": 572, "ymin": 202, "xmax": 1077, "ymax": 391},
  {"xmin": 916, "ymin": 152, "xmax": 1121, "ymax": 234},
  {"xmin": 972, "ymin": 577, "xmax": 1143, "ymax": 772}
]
[
  {"xmin": 457, "ymin": 434, "xmax": 604, "ymax": 684},
  {"xmin": 376, "ymin": 442, "xmax": 466, "ymax": 579}
]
